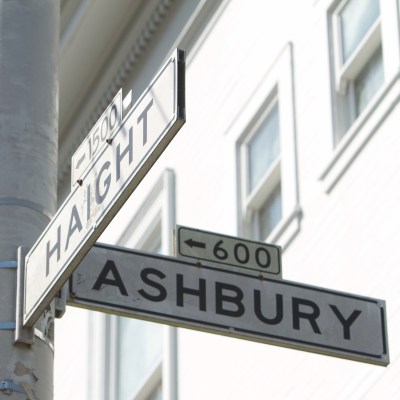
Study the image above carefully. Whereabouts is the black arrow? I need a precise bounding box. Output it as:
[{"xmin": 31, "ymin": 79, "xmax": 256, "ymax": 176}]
[
  {"xmin": 76, "ymin": 152, "xmax": 86, "ymax": 170},
  {"xmin": 184, "ymin": 238, "xmax": 206, "ymax": 249}
]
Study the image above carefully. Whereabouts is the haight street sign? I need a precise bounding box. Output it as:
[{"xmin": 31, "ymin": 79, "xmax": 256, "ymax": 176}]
[
  {"xmin": 23, "ymin": 49, "xmax": 186, "ymax": 327},
  {"xmin": 68, "ymin": 243, "xmax": 389, "ymax": 366},
  {"xmin": 175, "ymin": 225, "xmax": 282, "ymax": 277}
]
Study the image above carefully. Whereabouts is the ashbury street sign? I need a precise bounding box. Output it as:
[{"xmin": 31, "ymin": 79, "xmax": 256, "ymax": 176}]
[
  {"xmin": 23, "ymin": 49, "xmax": 186, "ymax": 327},
  {"xmin": 68, "ymin": 243, "xmax": 389, "ymax": 366}
]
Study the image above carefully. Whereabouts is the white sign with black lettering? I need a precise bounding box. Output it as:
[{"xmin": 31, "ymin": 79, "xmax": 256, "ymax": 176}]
[
  {"xmin": 68, "ymin": 243, "xmax": 389, "ymax": 366},
  {"xmin": 71, "ymin": 89, "xmax": 123, "ymax": 186},
  {"xmin": 176, "ymin": 226, "xmax": 281, "ymax": 277},
  {"xmin": 23, "ymin": 49, "xmax": 185, "ymax": 327}
]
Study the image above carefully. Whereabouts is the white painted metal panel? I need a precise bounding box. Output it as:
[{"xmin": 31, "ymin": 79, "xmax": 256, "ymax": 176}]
[
  {"xmin": 68, "ymin": 243, "xmax": 389, "ymax": 366},
  {"xmin": 176, "ymin": 225, "xmax": 282, "ymax": 277},
  {"xmin": 71, "ymin": 90, "xmax": 123, "ymax": 186},
  {"xmin": 23, "ymin": 49, "xmax": 185, "ymax": 327}
]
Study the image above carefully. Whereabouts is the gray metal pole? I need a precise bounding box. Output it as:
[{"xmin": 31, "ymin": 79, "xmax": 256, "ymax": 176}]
[{"xmin": 0, "ymin": 1, "xmax": 59, "ymax": 399}]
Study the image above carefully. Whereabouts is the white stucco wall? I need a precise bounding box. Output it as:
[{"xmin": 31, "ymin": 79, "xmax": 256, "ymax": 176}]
[{"xmin": 56, "ymin": 0, "xmax": 400, "ymax": 398}]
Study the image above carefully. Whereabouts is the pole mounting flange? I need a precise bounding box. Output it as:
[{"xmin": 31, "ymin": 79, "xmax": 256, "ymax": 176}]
[
  {"xmin": 0, "ymin": 379, "xmax": 38, "ymax": 399},
  {"xmin": 0, "ymin": 379, "xmax": 26, "ymax": 394},
  {"xmin": 15, "ymin": 247, "xmax": 34, "ymax": 345}
]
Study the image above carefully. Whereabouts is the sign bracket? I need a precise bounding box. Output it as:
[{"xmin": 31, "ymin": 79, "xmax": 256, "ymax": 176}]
[
  {"xmin": 15, "ymin": 246, "xmax": 34, "ymax": 345},
  {"xmin": 55, "ymin": 285, "xmax": 67, "ymax": 319},
  {"xmin": 0, "ymin": 261, "xmax": 17, "ymax": 330}
]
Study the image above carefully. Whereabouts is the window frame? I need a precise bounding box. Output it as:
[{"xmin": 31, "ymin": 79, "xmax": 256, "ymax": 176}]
[
  {"xmin": 330, "ymin": 0, "xmax": 383, "ymax": 142},
  {"xmin": 332, "ymin": 0, "xmax": 382, "ymax": 94},
  {"xmin": 321, "ymin": 0, "xmax": 400, "ymax": 192},
  {"xmin": 101, "ymin": 169, "xmax": 177, "ymax": 400},
  {"xmin": 235, "ymin": 43, "xmax": 301, "ymax": 250},
  {"xmin": 240, "ymin": 91, "xmax": 282, "ymax": 241},
  {"xmin": 243, "ymin": 92, "xmax": 281, "ymax": 200}
]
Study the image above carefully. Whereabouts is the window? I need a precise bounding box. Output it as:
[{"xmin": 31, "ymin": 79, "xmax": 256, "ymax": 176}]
[
  {"xmin": 243, "ymin": 95, "xmax": 282, "ymax": 241},
  {"xmin": 117, "ymin": 317, "xmax": 163, "ymax": 400},
  {"xmin": 339, "ymin": 0, "xmax": 380, "ymax": 63},
  {"xmin": 247, "ymin": 101, "xmax": 280, "ymax": 194},
  {"xmin": 353, "ymin": 46, "xmax": 384, "ymax": 115},
  {"xmin": 258, "ymin": 183, "xmax": 282, "ymax": 240},
  {"xmin": 331, "ymin": 0, "xmax": 383, "ymax": 143},
  {"xmin": 100, "ymin": 169, "xmax": 177, "ymax": 400},
  {"xmin": 116, "ymin": 221, "xmax": 163, "ymax": 400},
  {"xmin": 321, "ymin": 0, "xmax": 400, "ymax": 191},
  {"xmin": 236, "ymin": 43, "xmax": 300, "ymax": 249}
]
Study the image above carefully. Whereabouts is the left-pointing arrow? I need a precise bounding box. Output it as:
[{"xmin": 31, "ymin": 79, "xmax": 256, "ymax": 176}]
[
  {"xmin": 184, "ymin": 238, "xmax": 206, "ymax": 249},
  {"xmin": 76, "ymin": 153, "xmax": 86, "ymax": 170}
]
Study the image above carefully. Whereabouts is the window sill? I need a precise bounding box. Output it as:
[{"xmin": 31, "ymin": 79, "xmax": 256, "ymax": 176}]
[{"xmin": 320, "ymin": 71, "xmax": 400, "ymax": 192}]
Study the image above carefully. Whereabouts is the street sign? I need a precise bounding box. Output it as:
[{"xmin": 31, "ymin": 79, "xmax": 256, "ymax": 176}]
[
  {"xmin": 23, "ymin": 49, "xmax": 186, "ymax": 327},
  {"xmin": 68, "ymin": 243, "xmax": 389, "ymax": 366},
  {"xmin": 176, "ymin": 225, "xmax": 281, "ymax": 277},
  {"xmin": 71, "ymin": 89, "xmax": 123, "ymax": 186}
]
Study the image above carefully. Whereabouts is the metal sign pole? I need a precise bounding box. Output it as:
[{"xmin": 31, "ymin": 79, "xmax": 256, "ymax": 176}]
[{"xmin": 0, "ymin": 1, "xmax": 59, "ymax": 399}]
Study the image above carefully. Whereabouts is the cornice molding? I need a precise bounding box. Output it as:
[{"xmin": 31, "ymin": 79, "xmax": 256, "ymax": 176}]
[{"xmin": 58, "ymin": 0, "xmax": 174, "ymax": 185}]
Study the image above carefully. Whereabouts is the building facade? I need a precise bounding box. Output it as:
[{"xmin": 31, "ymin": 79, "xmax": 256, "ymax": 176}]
[{"xmin": 55, "ymin": 0, "xmax": 400, "ymax": 399}]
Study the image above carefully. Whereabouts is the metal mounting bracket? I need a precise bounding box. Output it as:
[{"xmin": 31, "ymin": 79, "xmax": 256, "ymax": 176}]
[
  {"xmin": 0, "ymin": 379, "xmax": 38, "ymax": 399},
  {"xmin": 0, "ymin": 261, "xmax": 17, "ymax": 330},
  {"xmin": 55, "ymin": 284, "xmax": 67, "ymax": 319},
  {"xmin": 0, "ymin": 379, "xmax": 26, "ymax": 394},
  {"xmin": 0, "ymin": 322, "xmax": 16, "ymax": 330},
  {"xmin": 15, "ymin": 246, "xmax": 34, "ymax": 345},
  {"xmin": 0, "ymin": 260, "xmax": 17, "ymax": 268}
]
